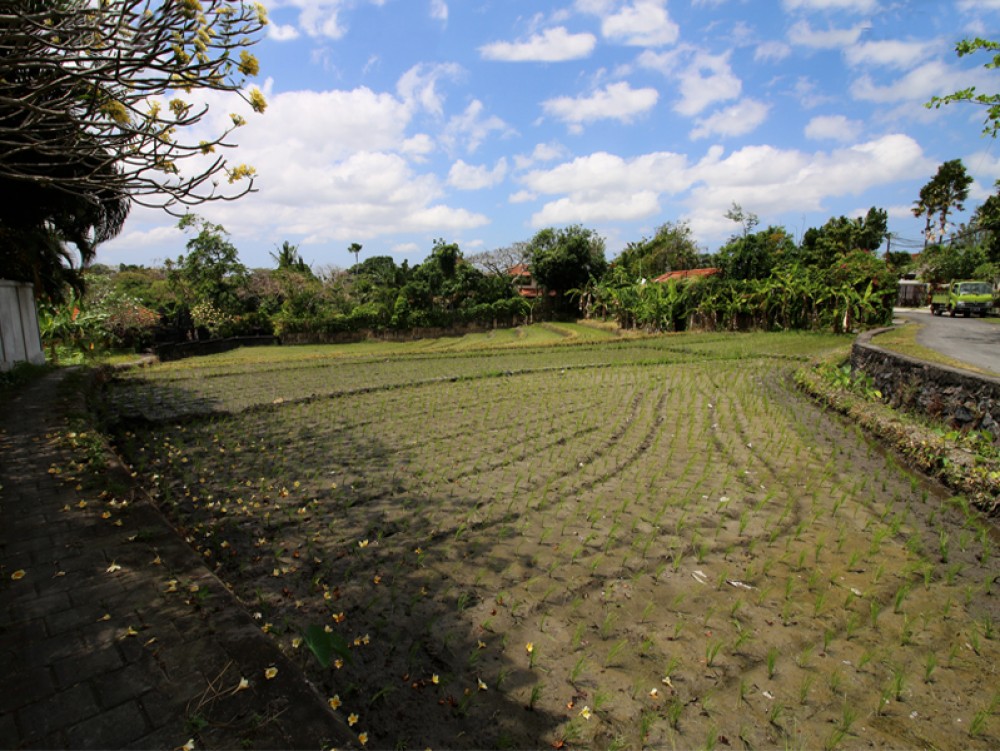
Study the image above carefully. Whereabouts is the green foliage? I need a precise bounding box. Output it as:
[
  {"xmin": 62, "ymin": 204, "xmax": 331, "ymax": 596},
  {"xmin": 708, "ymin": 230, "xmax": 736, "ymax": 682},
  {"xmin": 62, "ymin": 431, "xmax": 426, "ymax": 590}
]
[
  {"xmin": 798, "ymin": 208, "xmax": 888, "ymax": 268},
  {"xmin": 920, "ymin": 242, "xmax": 988, "ymax": 284},
  {"xmin": 913, "ymin": 160, "xmax": 974, "ymax": 245},
  {"xmin": 167, "ymin": 214, "xmax": 249, "ymax": 336},
  {"xmin": 303, "ymin": 624, "xmax": 351, "ymax": 668},
  {"xmin": 528, "ymin": 225, "xmax": 607, "ymax": 315},
  {"xmin": 927, "ymin": 37, "xmax": 1000, "ymax": 138},
  {"xmin": 715, "ymin": 226, "xmax": 796, "ymax": 280},
  {"xmin": 614, "ymin": 221, "xmax": 702, "ymax": 281}
]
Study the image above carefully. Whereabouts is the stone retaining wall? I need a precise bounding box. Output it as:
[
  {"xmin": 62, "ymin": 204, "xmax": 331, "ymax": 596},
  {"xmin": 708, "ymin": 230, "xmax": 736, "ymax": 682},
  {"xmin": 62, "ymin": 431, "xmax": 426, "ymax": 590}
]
[{"xmin": 851, "ymin": 328, "xmax": 1000, "ymax": 434}]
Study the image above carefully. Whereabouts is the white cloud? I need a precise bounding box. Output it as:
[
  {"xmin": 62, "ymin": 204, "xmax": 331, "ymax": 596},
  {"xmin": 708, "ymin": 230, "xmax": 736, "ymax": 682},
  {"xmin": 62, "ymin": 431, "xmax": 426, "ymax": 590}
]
[
  {"xmin": 754, "ymin": 40, "xmax": 792, "ymax": 62},
  {"xmin": 396, "ymin": 63, "xmax": 464, "ymax": 117},
  {"xmin": 521, "ymin": 150, "xmax": 689, "ymax": 226},
  {"xmin": 788, "ymin": 20, "xmax": 867, "ymax": 49},
  {"xmin": 532, "ymin": 191, "xmax": 661, "ymax": 225},
  {"xmin": 516, "ymin": 135, "xmax": 932, "ymax": 241},
  {"xmin": 683, "ymin": 134, "xmax": 932, "ymax": 239},
  {"xmin": 966, "ymin": 150, "xmax": 1000, "ymax": 199},
  {"xmin": 391, "ymin": 242, "xmax": 421, "ymax": 255},
  {"xmin": 674, "ymin": 52, "xmax": 742, "ymax": 116},
  {"xmin": 542, "ymin": 82, "xmax": 659, "ymax": 130},
  {"xmin": 268, "ymin": 23, "xmax": 301, "ymax": 42},
  {"xmin": 509, "ymin": 190, "xmax": 538, "ymax": 203},
  {"xmin": 845, "ymin": 39, "xmax": 940, "ymax": 69},
  {"xmin": 448, "ymin": 158, "xmax": 509, "ymax": 190},
  {"xmin": 514, "ymin": 142, "xmax": 570, "ymax": 170},
  {"xmin": 804, "ymin": 114, "xmax": 863, "ymax": 141},
  {"xmin": 101, "ymin": 82, "xmax": 490, "ymax": 259},
  {"xmin": 792, "ymin": 76, "xmax": 834, "ymax": 108},
  {"xmin": 298, "ymin": 3, "xmax": 347, "ymax": 39},
  {"xmin": 851, "ymin": 60, "xmax": 988, "ymax": 103},
  {"xmin": 690, "ymin": 99, "xmax": 770, "ymax": 140},
  {"xmin": 97, "ymin": 221, "xmax": 184, "ymax": 263},
  {"xmin": 522, "ymin": 151, "xmax": 691, "ymax": 196},
  {"xmin": 429, "ymin": 0, "xmax": 448, "ymax": 22},
  {"xmin": 401, "ymin": 134, "xmax": 435, "ymax": 160},
  {"xmin": 783, "ymin": 0, "xmax": 878, "ymax": 11},
  {"xmin": 598, "ymin": 1, "xmax": 680, "ymax": 47},
  {"xmin": 441, "ymin": 100, "xmax": 512, "ymax": 153},
  {"xmin": 479, "ymin": 27, "xmax": 597, "ymax": 62},
  {"xmin": 957, "ymin": 0, "xmax": 1000, "ymax": 9},
  {"xmin": 237, "ymin": 86, "xmax": 414, "ymax": 159}
]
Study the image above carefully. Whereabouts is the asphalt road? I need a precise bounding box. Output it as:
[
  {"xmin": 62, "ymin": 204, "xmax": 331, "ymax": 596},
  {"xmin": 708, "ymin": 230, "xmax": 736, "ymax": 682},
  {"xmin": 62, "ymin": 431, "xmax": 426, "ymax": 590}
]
[{"xmin": 895, "ymin": 307, "xmax": 1000, "ymax": 376}]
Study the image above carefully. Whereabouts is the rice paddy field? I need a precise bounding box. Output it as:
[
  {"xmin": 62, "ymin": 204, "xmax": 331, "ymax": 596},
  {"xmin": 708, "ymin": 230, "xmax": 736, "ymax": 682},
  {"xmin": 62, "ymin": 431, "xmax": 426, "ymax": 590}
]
[{"xmin": 99, "ymin": 325, "xmax": 1000, "ymax": 750}]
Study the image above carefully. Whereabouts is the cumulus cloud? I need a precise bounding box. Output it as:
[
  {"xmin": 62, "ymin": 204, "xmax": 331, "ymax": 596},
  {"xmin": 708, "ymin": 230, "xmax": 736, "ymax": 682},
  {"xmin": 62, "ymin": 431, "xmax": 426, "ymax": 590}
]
[
  {"xmin": 514, "ymin": 142, "xmax": 571, "ymax": 170},
  {"xmin": 804, "ymin": 114, "xmax": 863, "ymax": 141},
  {"xmin": 532, "ymin": 191, "xmax": 661, "ymax": 225},
  {"xmin": 851, "ymin": 60, "xmax": 988, "ymax": 103},
  {"xmin": 690, "ymin": 99, "xmax": 770, "ymax": 140},
  {"xmin": 479, "ymin": 27, "xmax": 597, "ymax": 62},
  {"xmin": 297, "ymin": 2, "xmax": 347, "ymax": 39},
  {"xmin": 441, "ymin": 100, "xmax": 513, "ymax": 153},
  {"xmin": 542, "ymin": 82, "xmax": 659, "ymax": 130},
  {"xmin": 448, "ymin": 158, "xmax": 509, "ymax": 190},
  {"xmin": 516, "ymin": 135, "xmax": 931, "ymax": 241},
  {"xmin": 755, "ymin": 40, "xmax": 792, "ymax": 62},
  {"xmin": 596, "ymin": 0, "xmax": 680, "ymax": 47},
  {"xmin": 268, "ymin": 23, "xmax": 301, "ymax": 42},
  {"xmin": 521, "ymin": 151, "xmax": 689, "ymax": 225},
  {"xmin": 783, "ymin": 0, "xmax": 878, "ymax": 10},
  {"xmin": 845, "ymin": 39, "xmax": 941, "ymax": 69},
  {"xmin": 101, "ymin": 81, "xmax": 491, "ymax": 263},
  {"xmin": 682, "ymin": 134, "xmax": 932, "ymax": 239},
  {"xmin": 674, "ymin": 52, "xmax": 742, "ymax": 116},
  {"xmin": 522, "ymin": 151, "xmax": 690, "ymax": 196},
  {"xmin": 509, "ymin": 190, "xmax": 538, "ymax": 203},
  {"xmin": 429, "ymin": 0, "xmax": 448, "ymax": 22},
  {"xmin": 956, "ymin": 0, "xmax": 1000, "ymax": 9},
  {"xmin": 396, "ymin": 62, "xmax": 464, "ymax": 116},
  {"xmin": 788, "ymin": 20, "xmax": 867, "ymax": 49}
]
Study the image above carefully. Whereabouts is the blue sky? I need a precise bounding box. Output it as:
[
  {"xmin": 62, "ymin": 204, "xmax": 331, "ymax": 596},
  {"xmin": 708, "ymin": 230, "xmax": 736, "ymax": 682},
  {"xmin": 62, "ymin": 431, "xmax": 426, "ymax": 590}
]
[{"xmin": 97, "ymin": 0, "xmax": 1000, "ymax": 271}]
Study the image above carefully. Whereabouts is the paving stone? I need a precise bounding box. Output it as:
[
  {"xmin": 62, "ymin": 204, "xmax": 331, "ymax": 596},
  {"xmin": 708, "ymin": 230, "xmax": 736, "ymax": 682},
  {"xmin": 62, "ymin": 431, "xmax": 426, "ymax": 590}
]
[
  {"xmin": 64, "ymin": 699, "xmax": 150, "ymax": 750},
  {"xmin": 0, "ymin": 665, "xmax": 56, "ymax": 714},
  {"xmin": 0, "ymin": 702, "xmax": 21, "ymax": 747},
  {"xmin": 51, "ymin": 643, "xmax": 125, "ymax": 689},
  {"xmin": 17, "ymin": 631, "xmax": 86, "ymax": 669},
  {"xmin": 1, "ymin": 371, "xmax": 354, "ymax": 750},
  {"xmin": 138, "ymin": 686, "xmax": 191, "ymax": 730},
  {"xmin": 92, "ymin": 664, "xmax": 156, "ymax": 708},
  {"xmin": 16, "ymin": 682, "xmax": 99, "ymax": 743}
]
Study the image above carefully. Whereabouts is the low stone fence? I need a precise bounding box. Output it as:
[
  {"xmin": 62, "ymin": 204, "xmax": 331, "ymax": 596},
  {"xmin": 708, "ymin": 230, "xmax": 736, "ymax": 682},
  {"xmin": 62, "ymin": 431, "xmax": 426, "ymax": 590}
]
[
  {"xmin": 155, "ymin": 335, "xmax": 280, "ymax": 362},
  {"xmin": 851, "ymin": 328, "xmax": 1000, "ymax": 434}
]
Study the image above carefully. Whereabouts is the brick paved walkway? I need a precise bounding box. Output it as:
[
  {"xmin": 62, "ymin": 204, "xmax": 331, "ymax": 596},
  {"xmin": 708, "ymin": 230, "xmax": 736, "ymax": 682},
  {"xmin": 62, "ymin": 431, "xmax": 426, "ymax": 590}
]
[{"xmin": 0, "ymin": 370, "xmax": 353, "ymax": 750}]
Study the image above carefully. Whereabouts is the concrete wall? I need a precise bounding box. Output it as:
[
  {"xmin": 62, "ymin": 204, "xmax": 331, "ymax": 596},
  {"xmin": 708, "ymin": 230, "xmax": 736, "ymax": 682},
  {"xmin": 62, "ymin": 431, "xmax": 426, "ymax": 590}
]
[
  {"xmin": 0, "ymin": 280, "xmax": 45, "ymax": 372},
  {"xmin": 852, "ymin": 328, "xmax": 1000, "ymax": 434}
]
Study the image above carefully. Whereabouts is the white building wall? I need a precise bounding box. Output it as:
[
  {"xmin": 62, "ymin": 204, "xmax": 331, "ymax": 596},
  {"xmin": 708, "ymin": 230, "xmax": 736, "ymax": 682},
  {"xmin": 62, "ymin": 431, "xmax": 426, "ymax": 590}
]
[{"xmin": 0, "ymin": 280, "xmax": 45, "ymax": 371}]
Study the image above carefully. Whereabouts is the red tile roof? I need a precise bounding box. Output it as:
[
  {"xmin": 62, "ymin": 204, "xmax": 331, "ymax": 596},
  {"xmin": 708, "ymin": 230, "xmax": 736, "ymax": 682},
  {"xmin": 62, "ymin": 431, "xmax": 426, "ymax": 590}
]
[{"xmin": 509, "ymin": 263, "xmax": 531, "ymax": 277}]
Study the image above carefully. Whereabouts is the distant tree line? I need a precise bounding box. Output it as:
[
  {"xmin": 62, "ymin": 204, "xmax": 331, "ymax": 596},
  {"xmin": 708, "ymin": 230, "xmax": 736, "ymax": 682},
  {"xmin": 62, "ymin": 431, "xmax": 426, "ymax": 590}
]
[{"xmin": 29, "ymin": 157, "xmax": 1000, "ymax": 358}]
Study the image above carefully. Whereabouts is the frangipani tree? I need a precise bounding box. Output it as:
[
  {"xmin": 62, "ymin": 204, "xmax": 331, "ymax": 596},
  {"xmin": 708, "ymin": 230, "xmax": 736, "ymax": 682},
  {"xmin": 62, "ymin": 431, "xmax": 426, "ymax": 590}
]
[{"xmin": 0, "ymin": 0, "xmax": 268, "ymax": 210}]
